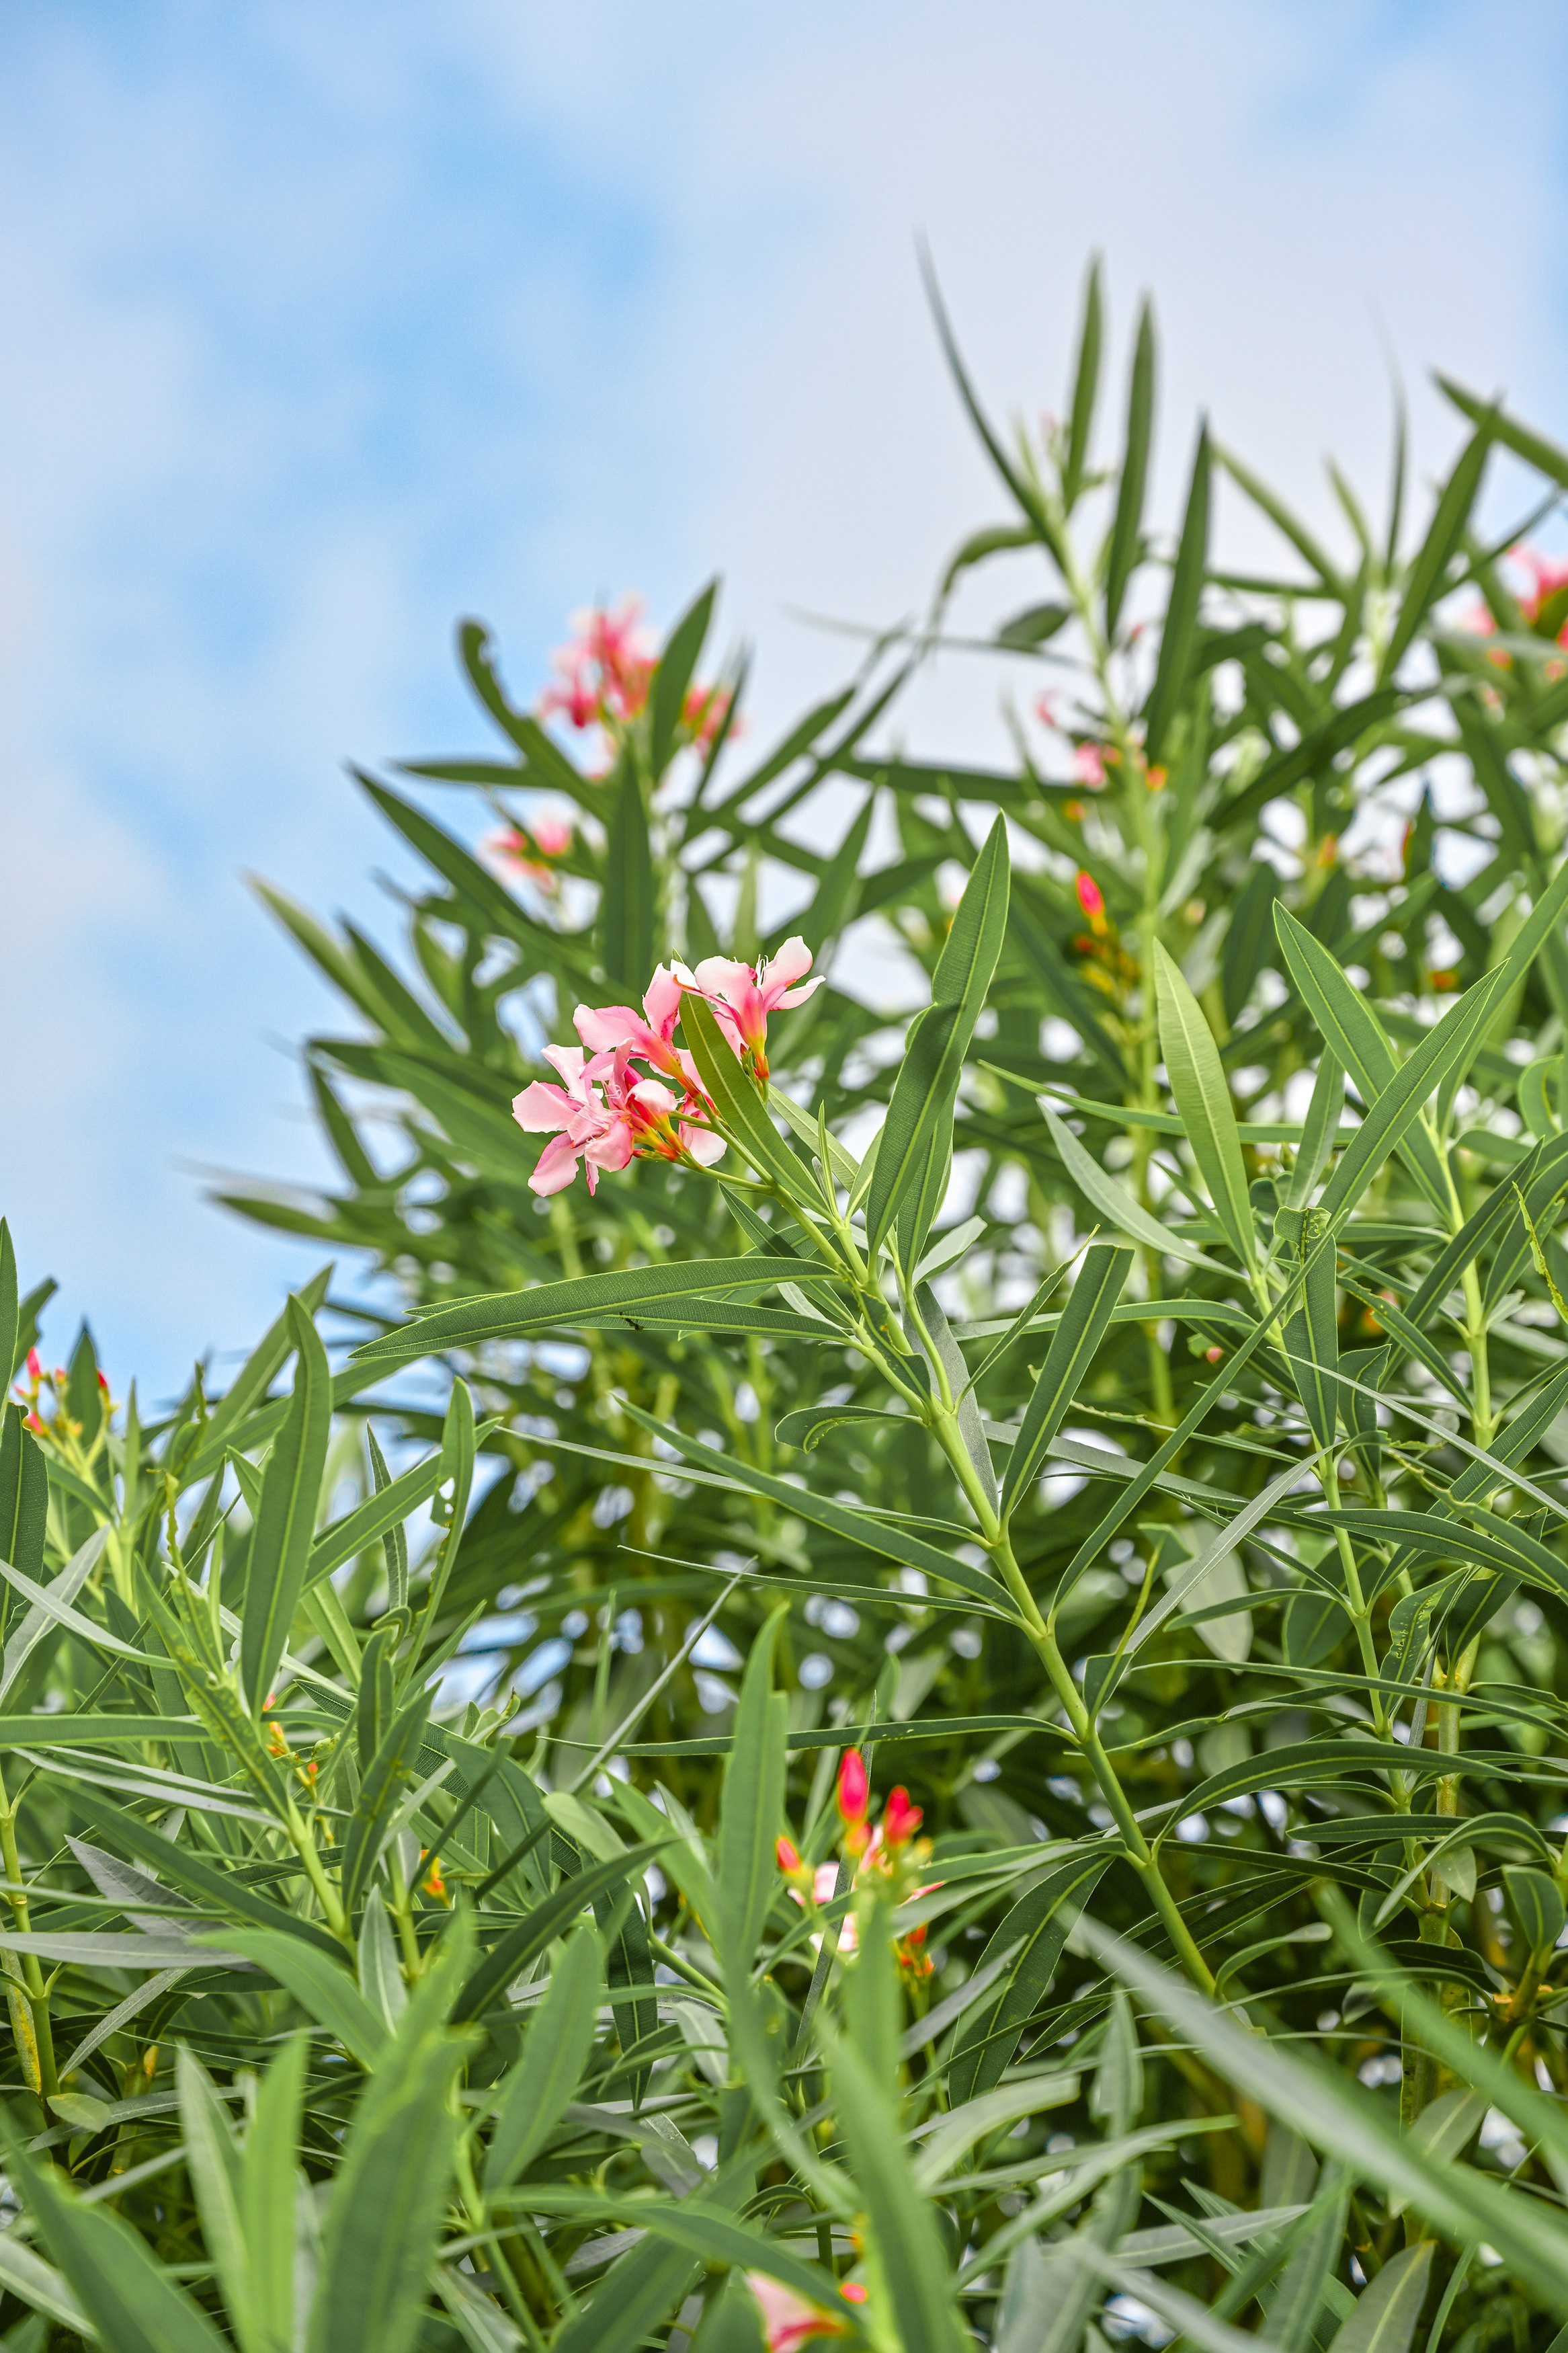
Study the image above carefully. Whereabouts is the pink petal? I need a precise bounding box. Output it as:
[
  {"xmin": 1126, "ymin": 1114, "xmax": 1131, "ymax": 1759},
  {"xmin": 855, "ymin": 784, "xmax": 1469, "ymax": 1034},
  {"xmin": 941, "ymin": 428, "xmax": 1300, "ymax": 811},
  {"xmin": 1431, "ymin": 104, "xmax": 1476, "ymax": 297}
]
[
  {"xmin": 512, "ymin": 1082, "xmax": 573, "ymax": 1133},
  {"xmin": 643, "ymin": 965, "xmax": 684, "ymax": 1035},
  {"xmin": 630, "ymin": 1078, "xmax": 679, "ymax": 1118},
  {"xmin": 692, "ymin": 955, "xmax": 751, "ymax": 997},
  {"xmin": 574, "ymin": 1002, "xmax": 641, "ymax": 1054},
  {"xmin": 528, "ymin": 1133, "xmax": 582, "ymax": 1195},
  {"xmin": 684, "ymin": 1126, "xmax": 726, "ymax": 1166},
  {"xmin": 766, "ymin": 936, "xmax": 815, "ymax": 990},
  {"xmin": 542, "ymin": 1042, "xmax": 590, "ymax": 1090},
  {"xmin": 585, "ymin": 1123, "xmax": 636, "ymax": 1172},
  {"xmin": 774, "ymin": 975, "xmax": 825, "ymax": 1010}
]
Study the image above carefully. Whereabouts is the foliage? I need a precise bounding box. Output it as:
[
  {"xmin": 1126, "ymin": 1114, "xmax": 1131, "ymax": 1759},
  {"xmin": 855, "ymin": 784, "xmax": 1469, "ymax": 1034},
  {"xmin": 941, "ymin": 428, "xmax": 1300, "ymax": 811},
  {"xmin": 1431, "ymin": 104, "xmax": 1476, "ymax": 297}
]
[{"xmin": 6, "ymin": 264, "xmax": 1568, "ymax": 2348}]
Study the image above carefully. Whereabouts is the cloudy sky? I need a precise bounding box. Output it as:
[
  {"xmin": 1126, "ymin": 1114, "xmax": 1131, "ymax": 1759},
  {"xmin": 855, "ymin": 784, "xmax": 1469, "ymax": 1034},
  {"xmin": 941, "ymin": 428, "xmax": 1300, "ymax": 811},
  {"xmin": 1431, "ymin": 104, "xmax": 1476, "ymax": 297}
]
[{"xmin": 2, "ymin": 0, "xmax": 1565, "ymax": 1398}]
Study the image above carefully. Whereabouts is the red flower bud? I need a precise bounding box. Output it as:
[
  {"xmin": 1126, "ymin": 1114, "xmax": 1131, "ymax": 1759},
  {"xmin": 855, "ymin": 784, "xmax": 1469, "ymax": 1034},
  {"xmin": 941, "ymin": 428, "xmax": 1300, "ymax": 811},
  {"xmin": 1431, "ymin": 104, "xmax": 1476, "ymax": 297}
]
[
  {"xmin": 776, "ymin": 1835, "xmax": 802, "ymax": 1876},
  {"xmin": 837, "ymin": 1749, "xmax": 869, "ymax": 1828},
  {"xmin": 25, "ymin": 1349, "xmax": 41, "ymax": 1382},
  {"xmin": 882, "ymin": 1786, "xmax": 923, "ymax": 1847}
]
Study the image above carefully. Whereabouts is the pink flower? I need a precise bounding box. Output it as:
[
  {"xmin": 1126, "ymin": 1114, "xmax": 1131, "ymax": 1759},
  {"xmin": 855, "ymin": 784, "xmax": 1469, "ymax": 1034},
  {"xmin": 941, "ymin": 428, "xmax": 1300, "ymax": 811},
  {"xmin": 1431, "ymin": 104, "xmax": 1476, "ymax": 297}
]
[
  {"xmin": 490, "ymin": 812, "xmax": 574, "ymax": 893},
  {"xmin": 837, "ymin": 1749, "xmax": 869, "ymax": 1828},
  {"xmin": 540, "ymin": 597, "xmax": 656, "ymax": 731},
  {"xmin": 744, "ymin": 2275, "xmax": 851, "ymax": 2351},
  {"xmin": 512, "ymin": 1045, "xmax": 633, "ymax": 1197},
  {"xmin": 1073, "ymin": 741, "xmax": 1107, "ymax": 788},
  {"xmin": 512, "ymin": 1044, "xmax": 723, "ymax": 1196},
  {"xmin": 573, "ymin": 965, "xmax": 692, "ymax": 1088},
  {"xmin": 675, "ymin": 937, "xmax": 823, "ymax": 1082}
]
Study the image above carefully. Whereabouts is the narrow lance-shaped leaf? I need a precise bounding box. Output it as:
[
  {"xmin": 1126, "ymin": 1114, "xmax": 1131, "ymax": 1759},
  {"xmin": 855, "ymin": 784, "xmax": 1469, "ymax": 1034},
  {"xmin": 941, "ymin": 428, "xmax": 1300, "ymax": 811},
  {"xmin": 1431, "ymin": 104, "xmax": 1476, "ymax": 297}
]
[
  {"xmin": 484, "ymin": 1924, "xmax": 602, "ymax": 2191},
  {"xmin": 866, "ymin": 813, "xmax": 1010, "ymax": 1259},
  {"xmin": 1063, "ymin": 254, "xmax": 1103, "ymax": 509},
  {"xmin": 1144, "ymin": 420, "xmax": 1211, "ymax": 762},
  {"xmin": 1001, "ymin": 1245, "xmax": 1132, "ymax": 1517},
  {"xmin": 1153, "ymin": 941, "xmax": 1255, "ymax": 1267},
  {"xmin": 1106, "ymin": 297, "xmax": 1156, "ymax": 634},
  {"xmin": 241, "ymin": 1295, "xmax": 332, "ymax": 1716},
  {"xmin": 649, "ymin": 577, "xmax": 716, "ymax": 777},
  {"xmin": 602, "ymin": 759, "xmax": 656, "ymax": 992}
]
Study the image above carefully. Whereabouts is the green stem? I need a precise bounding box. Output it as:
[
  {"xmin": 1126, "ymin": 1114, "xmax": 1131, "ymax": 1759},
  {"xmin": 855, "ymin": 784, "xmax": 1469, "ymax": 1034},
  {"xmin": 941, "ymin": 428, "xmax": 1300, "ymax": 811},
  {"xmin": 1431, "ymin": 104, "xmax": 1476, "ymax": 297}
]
[
  {"xmin": 0, "ymin": 1765, "xmax": 56, "ymax": 2103},
  {"xmin": 927, "ymin": 1412, "xmax": 1216, "ymax": 1995}
]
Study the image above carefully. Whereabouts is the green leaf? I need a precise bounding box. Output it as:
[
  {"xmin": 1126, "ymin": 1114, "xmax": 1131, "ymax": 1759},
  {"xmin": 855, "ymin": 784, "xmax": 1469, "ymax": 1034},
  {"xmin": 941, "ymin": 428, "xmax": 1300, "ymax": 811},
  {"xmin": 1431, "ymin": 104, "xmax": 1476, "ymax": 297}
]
[
  {"xmin": 1268, "ymin": 2167, "xmax": 1350, "ymax": 2353},
  {"xmin": 1319, "ymin": 963, "xmax": 1514, "ymax": 1222},
  {"xmin": 306, "ymin": 1939, "xmax": 474, "ymax": 2353},
  {"xmin": 71, "ymin": 1792, "xmax": 344, "ymax": 1960},
  {"xmin": 0, "ymin": 2099, "xmax": 230, "ymax": 2353},
  {"xmin": 1436, "ymin": 372, "xmax": 1568, "ymax": 490},
  {"xmin": 212, "ymin": 1929, "xmax": 388, "ymax": 2067},
  {"xmin": 175, "ymin": 2048, "xmax": 250, "ymax": 2350},
  {"xmin": 1063, "ymin": 254, "xmax": 1103, "ymax": 508},
  {"xmin": 1001, "ymin": 1245, "xmax": 1131, "ymax": 1517},
  {"xmin": 1075, "ymin": 1917, "xmax": 1568, "ymax": 2314},
  {"xmin": 866, "ymin": 814, "xmax": 1009, "ymax": 1258},
  {"xmin": 1042, "ymin": 1105, "xmax": 1218, "ymax": 1269},
  {"xmin": 1327, "ymin": 2243, "xmax": 1434, "ymax": 2353},
  {"xmin": 1106, "ymin": 298, "xmax": 1156, "ymax": 634},
  {"xmin": 948, "ymin": 1853, "xmax": 1109, "ymax": 2103},
  {"xmin": 341, "ymin": 1687, "xmax": 434, "ymax": 1913},
  {"xmin": 681, "ymin": 993, "xmax": 818, "ymax": 1201},
  {"xmin": 351, "ymin": 1256, "xmax": 829, "ymax": 1366},
  {"xmin": 827, "ymin": 2025, "xmax": 969, "ymax": 2353},
  {"xmin": 1153, "ymin": 942, "xmax": 1255, "ymax": 1267},
  {"xmin": 602, "ymin": 761, "xmax": 656, "ymax": 991},
  {"xmin": 241, "ymin": 1296, "xmax": 332, "ymax": 1716},
  {"xmin": 241, "ymin": 2036, "xmax": 308, "ymax": 2353},
  {"xmin": 718, "ymin": 1606, "xmax": 788, "ymax": 1966},
  {"xmin": 1144, "ymin": 422, "xmax": 1211, "ymax": 762},
  {"xmin": 0, "ymin": 1220, "xmax": 17, "ymax": 1394},
  {"xmin": 618, "ymin": 1402, "xmax": 1015, "ymax": 1614},
  {"xmin": 1379, "ymin": 411, "xmax": 1495, "ymax": 683},
  {"xmin": 454, "ymin": 1841, "xmax": 667, "ymax": 2025},
  {"xmin": 649, "ymin": 580, "xmax": 717, "ymax": 776},
  {"xmin": 309, "ymin": 1452, "xmax": 442, "ymax": 1589},
  {"xmin": 484, "ymin": 1924, "xmax": 602, "ymax": 2190}
]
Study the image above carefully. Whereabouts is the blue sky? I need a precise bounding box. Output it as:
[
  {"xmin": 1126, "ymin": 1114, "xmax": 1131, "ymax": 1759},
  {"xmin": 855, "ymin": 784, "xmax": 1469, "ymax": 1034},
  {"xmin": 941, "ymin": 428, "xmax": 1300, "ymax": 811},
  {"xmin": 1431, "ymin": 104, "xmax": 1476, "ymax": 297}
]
[{"xmin": 2, "ymin": 0, "xmax": 1566, "ymax": 1400}]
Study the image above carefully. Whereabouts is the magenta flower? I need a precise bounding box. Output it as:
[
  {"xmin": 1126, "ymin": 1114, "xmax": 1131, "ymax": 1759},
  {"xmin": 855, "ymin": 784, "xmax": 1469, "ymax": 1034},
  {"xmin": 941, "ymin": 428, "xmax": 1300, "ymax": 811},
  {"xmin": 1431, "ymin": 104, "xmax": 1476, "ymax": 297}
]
[
  {"xmin": 675, "ymin": 936, "xmax": 823, "ymax": 1082},
  {"xmin": 539, "ymin": 597, "xmax": 656, "ymax": 732}
]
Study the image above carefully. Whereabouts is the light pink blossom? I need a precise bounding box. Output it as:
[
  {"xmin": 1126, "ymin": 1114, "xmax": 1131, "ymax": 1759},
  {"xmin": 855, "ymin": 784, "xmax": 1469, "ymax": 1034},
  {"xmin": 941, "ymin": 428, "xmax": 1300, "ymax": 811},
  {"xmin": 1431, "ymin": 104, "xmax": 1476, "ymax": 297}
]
[
  {"xmin": 573, "ymin": 965, "xmax": 692, "ymax": 1088},
  {"xmin": 512, "ymin": 1044, "xmax": 722, "ymax": 1196},
  {"xmin": 675, "ymin": 937, "xmax": 823, "ymax": 1082},
  {"xmin": 744, "ymin": 2273, "xmax": 851, "ymax": 2350},
  {"xmin": 1073, "ymin": 740, "xmax": 1107, "ymax": 787},
  {"xmin": 540, "ymin": 597, "xmax": 656, "ymax": 731}
]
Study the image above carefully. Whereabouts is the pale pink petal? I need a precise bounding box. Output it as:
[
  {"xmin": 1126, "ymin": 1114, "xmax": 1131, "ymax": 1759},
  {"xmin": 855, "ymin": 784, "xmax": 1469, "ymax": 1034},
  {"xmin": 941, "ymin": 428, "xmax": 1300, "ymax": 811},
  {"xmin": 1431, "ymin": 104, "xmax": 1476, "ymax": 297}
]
[
  {"xmin": 692, "ymin": 955, "xmax": 751, "ymax": 996},
  {"xmin": 630, "ymin": 1078, "xmax": 679, "ymax": 1119},
  {"xmin": 745, "ymin": 2275, "xmax": 845, "ymax": 2352},
  {"xmin": 542, "ymin": 1042, "xmax": 590, "ymax": 1090},
  {"xmin": 528, "ymin": 1133, "xmax": 582, "ymax": 1195},
  {"xmin": 643, "ymin": 965, "xmax": 684, "ymax": 1035},
  {"xmin": 766, "ymin": 936, "xmax": 815, "ymax": 992},
  {"xmin": 774, "ymin": 975, "xmax": 825, "ymax": 1010},
  {"xmin": 585, "ymin": 1124, "xmax": 636, "ymax": 1172},
  {"xmin": 684, "ymin": 1126, "xmax": 726, "ymax": 1166},
  {"xmin": 513, "ymin": 1082, "xmax": 575, "ymax": 1133},
  {"xmin": 574, "ymin": 1003, "xmax": 641, "ymax": 1054}
]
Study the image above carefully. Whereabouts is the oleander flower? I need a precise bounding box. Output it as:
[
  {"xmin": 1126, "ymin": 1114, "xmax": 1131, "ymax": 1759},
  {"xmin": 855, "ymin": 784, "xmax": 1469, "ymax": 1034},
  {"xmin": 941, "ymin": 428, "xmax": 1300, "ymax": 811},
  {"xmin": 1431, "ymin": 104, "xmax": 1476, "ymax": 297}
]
[{"xmin": 675, "ymin": 937, "xmax": 823, "ymax": 1082}]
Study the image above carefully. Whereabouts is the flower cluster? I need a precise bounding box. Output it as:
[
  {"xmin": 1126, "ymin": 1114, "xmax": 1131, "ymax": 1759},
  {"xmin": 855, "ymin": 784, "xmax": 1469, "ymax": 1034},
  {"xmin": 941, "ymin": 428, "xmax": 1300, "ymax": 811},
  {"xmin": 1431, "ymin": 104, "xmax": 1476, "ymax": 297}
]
[
  {"xmin": 538, "ymin": 596, "xmax": 734, "ymax": 753},
  {"xmin": 746, "ymin": 2273, "xmax": 868, "ymax": 2351},
  {"xmin": 489, "ymin": 811, "xmax": 573, "ymax": 893},
  {"xmin": 12, "ymin": 1349, "xmax": 112, "ymax": 1447},
  {"xmin": 776, "ymin": 1750, "xmax": 936, "ymax": 1977},
  {"xmin": 512, "ymin": 941, "xmax": 822, "ymax": 1196}
]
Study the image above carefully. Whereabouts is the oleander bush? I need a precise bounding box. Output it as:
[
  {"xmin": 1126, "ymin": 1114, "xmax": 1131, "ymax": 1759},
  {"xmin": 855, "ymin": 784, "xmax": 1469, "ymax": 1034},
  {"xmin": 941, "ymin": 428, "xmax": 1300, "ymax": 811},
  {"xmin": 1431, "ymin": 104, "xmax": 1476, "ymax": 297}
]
[{"xmin": 7, "ymin": 264, "xmax": 1568, "ymax": 2350}]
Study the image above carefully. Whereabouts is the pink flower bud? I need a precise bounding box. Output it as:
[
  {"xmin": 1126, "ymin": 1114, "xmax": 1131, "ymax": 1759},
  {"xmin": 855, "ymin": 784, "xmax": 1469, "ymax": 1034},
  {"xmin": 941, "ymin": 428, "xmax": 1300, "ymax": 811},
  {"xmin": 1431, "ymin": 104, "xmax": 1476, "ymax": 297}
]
[
  {"xmin": 1075, "ymin": 869, "xmax": 1106, "ymax": 928},
  {"xmin": 837, "ymin": 1749, "xmax": 869, "ymax": 1828},
  {"xmin": 25, "ymin": 1350, "xmax": 40, "ymax": 1381},
  {"xmin": 776, "ymin": 1835, "xmax": 802, "ymax": 1876}
]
